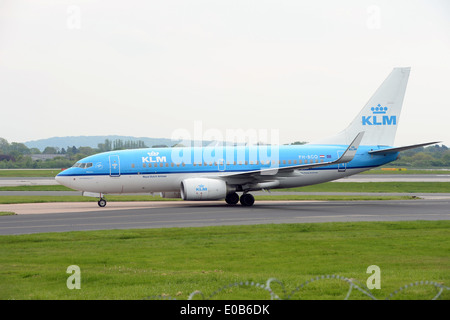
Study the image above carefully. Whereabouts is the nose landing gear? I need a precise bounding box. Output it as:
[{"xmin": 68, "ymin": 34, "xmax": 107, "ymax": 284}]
[{"xmin": 98, "ymin": 198, "xmax": 107, "ymax": 207}]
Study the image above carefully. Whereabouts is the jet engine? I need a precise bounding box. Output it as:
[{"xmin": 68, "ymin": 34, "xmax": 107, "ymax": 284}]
[{"xmin": 180, "ymin": 178, "xmax": 229, "ymax": 200}]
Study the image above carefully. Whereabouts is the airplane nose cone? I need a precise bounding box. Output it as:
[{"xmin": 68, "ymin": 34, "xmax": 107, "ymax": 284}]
[
  {"xmin": 55, "ymin": 174, "xmax": 62, "ymax": 184},
  {"xmin": 55, "ymin": 171, "xmax": 71, "ymax": 188}
]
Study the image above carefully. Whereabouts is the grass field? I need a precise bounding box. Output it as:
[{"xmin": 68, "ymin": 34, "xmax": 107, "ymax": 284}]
[
  {"xmin": 1, "ymin": 181, "xmax": 449, "ymax": 193},
  {"xmin": 0, "ymin": 221, "xmax": 448, "ymax": 300},
  {"xmin": 275, "ymin": 182, "xmax": 450, "ymax": 193},
  {"xmin": 0, "ymin": 169, "xmax": 62, "ymax": 177},
  {"xmin": 0, "ymin": 168, "xmax": 449, "ymax": 178}
]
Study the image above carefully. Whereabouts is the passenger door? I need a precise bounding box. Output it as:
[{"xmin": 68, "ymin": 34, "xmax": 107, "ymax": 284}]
[{"xmin": 109, "ymin": 155, "xmax": 120, "ymax": 177}]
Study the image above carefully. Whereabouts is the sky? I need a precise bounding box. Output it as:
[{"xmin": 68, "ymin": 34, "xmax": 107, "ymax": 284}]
[{"xmin": 1, "ymin": 0, "xmax": 449, "ymax": 147}]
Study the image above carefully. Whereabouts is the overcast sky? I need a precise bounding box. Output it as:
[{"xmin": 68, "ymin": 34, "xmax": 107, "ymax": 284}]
[{"xmin": 1, "ymin": 0, "xmax": 449, "ymax": 146}]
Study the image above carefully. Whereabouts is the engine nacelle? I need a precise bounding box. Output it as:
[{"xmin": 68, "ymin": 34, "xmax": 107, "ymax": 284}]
[{"xmin": 180, "ymin": 178, "xmax": 228, "ymax": 200}]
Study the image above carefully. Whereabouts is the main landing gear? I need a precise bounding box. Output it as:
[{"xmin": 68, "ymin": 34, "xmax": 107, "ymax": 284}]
[
  {"xmin": 98, "ymin": 198, "xmax": 107, "ymax": 207},
  {"xmin": 225, "ymin": 192, "xmax": 255, "ymax": 206}
]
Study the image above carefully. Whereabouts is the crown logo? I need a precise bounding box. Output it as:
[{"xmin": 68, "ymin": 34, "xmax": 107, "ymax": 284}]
[
  {"xmin": 371, "ymin": 104, "xmax": 388, "ymax": 114},
  {"xmin": 148, "ymin": 151, "xmax": 159, "ymax": 157}
]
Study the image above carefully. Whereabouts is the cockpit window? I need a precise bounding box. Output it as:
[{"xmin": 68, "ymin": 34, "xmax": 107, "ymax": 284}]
[{"xmin": 72, "ymin": 162, "xmax": 93, "ymax": 169}]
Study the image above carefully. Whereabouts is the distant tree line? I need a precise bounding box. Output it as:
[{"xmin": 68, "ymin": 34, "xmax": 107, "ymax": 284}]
[
  {"xmin": 0, "ymin": 137, "xmax": 448, "ymax": 169},
  {"xmin": 0, "ymin": 137, "xmax": 148, "ymax": 169},
  {"xmin": 389, "ymin": 144, "xmax": 450, "ymax": 168}
]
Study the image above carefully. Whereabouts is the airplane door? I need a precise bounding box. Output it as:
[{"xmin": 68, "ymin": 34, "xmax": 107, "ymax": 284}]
[
  {"xmin": 109, "ymin": 155, "xmax": 120, "ymax": 177},
  {"xmin": 337, "ymin": 151, "xmax": 346, "ymax": 172},
  {"xmin": 218, "ymin": 159, "xmax": 226, "ymax": 171}
]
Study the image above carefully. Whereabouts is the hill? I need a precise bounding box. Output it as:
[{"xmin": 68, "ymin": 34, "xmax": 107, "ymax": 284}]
[{"xmin": 24, "ymin": 136, "xmax": 182, "ymax": 151}]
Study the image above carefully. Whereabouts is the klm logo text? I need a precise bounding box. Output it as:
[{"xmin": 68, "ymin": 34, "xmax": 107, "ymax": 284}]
[
  {"xmin": 362, "ymin": 115, "xmax": 396, "ymax": 126},
  {"xmin": 142, "ymin": 152, "xmax": 166, "ymax": 163},
  {"xmin": 196, "ymin": 184, "xmax": 207, "ymax": 192}
]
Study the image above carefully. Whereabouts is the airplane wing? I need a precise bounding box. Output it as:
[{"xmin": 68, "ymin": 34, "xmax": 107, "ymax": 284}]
[
  {"xmin": 213, "ymin": 132, "xmax": 365, "ymax": 185},
  {"xmin": 368, "ymin": 141, "xmax": 441, "ymax": 155}
]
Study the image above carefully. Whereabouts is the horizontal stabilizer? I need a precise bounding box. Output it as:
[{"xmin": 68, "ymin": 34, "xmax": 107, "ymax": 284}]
[{"xmin": 368, "ymin": 141, "xmax": 441, "ymax": 155}]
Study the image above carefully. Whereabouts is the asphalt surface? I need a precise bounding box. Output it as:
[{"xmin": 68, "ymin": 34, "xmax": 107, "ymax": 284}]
[
  {"xmin": 1, "ymin": 173, "xmax": 449, "ymax": 235},
  {"xmin": 0, "ymin": 198, "xmax": 449, "ymax": 235}
]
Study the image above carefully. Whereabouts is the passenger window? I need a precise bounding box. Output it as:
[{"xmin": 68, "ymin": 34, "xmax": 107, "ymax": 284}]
[
  {"xmin": 143, "ymin": 163, "xmax": 146, "ymax": 168},
  {"xmin": 131, "ymin": 164, "xmax": 135, "ymax": 168}
]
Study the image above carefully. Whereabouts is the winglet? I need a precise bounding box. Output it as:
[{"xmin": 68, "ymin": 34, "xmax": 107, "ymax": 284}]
[{"xmin": 336, "ymin": 132, "xmax": 365, "ymax": 163}]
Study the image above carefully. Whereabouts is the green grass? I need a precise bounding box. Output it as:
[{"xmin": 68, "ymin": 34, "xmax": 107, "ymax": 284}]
[
  {"xmin": 0, "ymin": 168, "xmax": 449, "ymax": 178},
  {"xmin": 0, "ymin": 169, "xmax": 63, "ymax": 177},
  {"xmin": 2, "ymin": 181, "xmax": 450, "ymax": 193},
  {"xmin": 275, "ymin": 182, "xmax": 450, "ymax": 193},
  {"xmin": 0, "ymin": 211, "xmax": 15, "ymax": 216},
  {"xmin": 1, "ymin": 181, "xmax": 448, "ymax": 196},
  {"xmin": 0, "ymin": 185, "xmax": 74, "ymax": 191},
  {"xmin": 0, "ymin": 221, "xmax": 448, "ymax": 300},
  {"xmin": 362, "ymin": 169, "xmax": 450, "ymax": 175}
]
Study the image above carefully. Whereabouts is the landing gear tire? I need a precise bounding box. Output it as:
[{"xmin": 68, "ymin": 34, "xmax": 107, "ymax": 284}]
[
  {"xmin": 98, "ymin": 199, "xmax": 107, "ymax": 207},
  {"xmin": 225, "ymin": 192, "xmax": 239, "ymax": 205},
  {"xmin": 240, "ymin": 193, "xmax": 255, "ymax": 207}
]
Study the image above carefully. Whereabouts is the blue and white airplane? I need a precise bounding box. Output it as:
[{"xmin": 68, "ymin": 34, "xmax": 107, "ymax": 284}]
[{"xmin": 56, "ymin": 67, "xmax": 438, "ymax": 207}]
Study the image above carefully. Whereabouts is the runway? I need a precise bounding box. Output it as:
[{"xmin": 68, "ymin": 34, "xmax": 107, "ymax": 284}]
[{"xmin": 0, "ymin": 199, "xmax": 449, "ymax": 235}]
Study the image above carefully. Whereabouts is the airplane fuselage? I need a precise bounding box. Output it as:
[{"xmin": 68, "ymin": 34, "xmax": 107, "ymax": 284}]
[{"xmin": 56, "ymin": 145, "xmax": 398, "ymax": 195}]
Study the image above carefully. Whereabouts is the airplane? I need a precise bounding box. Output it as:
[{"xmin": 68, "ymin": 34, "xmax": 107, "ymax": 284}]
[{"xmin": 56, "ymin": 67, "xmax": 439, "ymax": 207}]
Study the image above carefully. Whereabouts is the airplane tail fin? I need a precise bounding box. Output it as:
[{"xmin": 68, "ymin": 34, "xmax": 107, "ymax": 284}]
[{"xmin": 313, "ymin": 67, "xmax": 411, "ymax": 146}]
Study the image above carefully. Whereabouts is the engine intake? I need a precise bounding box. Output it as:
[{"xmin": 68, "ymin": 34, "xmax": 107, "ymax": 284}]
[{"xmin": 180, "ymin": 178, "xmax": 228, "ymax": 200}]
